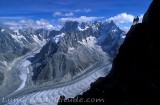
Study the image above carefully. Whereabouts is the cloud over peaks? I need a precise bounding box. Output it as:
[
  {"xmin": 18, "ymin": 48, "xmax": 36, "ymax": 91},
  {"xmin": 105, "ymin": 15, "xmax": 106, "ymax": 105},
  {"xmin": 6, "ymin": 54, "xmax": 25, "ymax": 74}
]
[
  {"xmin": 53, "ymin": 12, "xmax": 74, "ymax": 17},
  {"xmin": 106, "ymin": 13, "xmax": 134, "ymax": 24},
  {"xmin": 1, "ymin": 19, "xmax": 57, "ymax": 30},
  {"xmin": 58, "ymin": 16, "xmax": 103, "ymax": 23}
]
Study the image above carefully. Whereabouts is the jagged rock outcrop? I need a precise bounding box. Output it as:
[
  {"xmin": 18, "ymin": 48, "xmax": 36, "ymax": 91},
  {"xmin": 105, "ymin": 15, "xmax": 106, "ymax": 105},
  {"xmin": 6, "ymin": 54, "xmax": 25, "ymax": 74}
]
[
  {"xmin": 61, "ymin": 21, "xmax": 79, "ymax": 32},
  {"xmin": 97, "ymin": 20, "xmax": 125, "ymax": 57},
  {"xmin": 58, "ymin": 0, "xmax": 160, "ymax": 105}
]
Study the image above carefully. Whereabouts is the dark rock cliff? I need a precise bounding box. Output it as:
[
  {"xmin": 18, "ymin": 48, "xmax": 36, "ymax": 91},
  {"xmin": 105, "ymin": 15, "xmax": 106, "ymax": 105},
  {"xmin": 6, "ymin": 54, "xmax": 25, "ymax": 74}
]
[{"xmin": 58, "ymin": 0, "xmax": 160, "ymax": 105}]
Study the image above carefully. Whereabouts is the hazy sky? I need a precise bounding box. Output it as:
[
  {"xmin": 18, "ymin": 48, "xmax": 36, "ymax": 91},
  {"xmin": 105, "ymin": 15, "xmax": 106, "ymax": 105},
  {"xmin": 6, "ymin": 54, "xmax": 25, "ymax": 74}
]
[{"xmin": 0, "ymin": 0, "xmax": 152, "ymax": 30}]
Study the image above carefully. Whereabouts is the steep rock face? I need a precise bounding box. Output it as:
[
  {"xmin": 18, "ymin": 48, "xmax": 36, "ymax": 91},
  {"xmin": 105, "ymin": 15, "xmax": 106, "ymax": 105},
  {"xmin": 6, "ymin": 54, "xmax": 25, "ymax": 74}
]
[
  {"xmin": 97, "ymin": 20, "xmax": 125, "ymax": 57},
  {"xmin": 58, "ymin": 1, "xmax": 160, "ymax": 105},
  {"xmin": 61, "ymin": 21, "xmax": 79, "ymax": 32},
  {"xmin": 143, "ymin": 0, "xmax": 160, "ymax": 26}
]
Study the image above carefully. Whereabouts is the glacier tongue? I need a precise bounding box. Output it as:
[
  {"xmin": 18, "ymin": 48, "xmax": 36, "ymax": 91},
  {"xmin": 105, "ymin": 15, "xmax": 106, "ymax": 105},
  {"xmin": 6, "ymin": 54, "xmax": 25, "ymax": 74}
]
[
  {"xmin": 13, "ymin": 60, "xmax": 31, "ymax": 93},
  {"xmin": 11, "ymin": 46, "xmax": 45, "ymax": 94}
]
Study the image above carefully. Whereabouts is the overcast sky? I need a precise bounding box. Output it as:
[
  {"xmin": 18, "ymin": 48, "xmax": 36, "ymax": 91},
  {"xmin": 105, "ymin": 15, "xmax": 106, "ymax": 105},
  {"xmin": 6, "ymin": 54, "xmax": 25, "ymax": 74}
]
[{"xmin": 0, "ymin": 0, "xmax": 152, "ymax": 30}]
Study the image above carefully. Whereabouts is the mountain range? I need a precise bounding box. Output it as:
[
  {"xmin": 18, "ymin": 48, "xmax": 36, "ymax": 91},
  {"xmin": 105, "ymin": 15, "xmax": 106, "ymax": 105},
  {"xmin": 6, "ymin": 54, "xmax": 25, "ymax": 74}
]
[{"xmin": 0, "ymin": 21, "xmax": 125, "ymax": 87}]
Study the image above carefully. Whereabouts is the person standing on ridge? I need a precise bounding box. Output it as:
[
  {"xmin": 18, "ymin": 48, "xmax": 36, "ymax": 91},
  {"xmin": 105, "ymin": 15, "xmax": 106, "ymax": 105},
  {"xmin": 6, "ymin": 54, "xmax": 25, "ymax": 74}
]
[
  {"xmin": 136, "ymin": 16, "xmax": 139, "ymax": 24},
  {"xmin": 133, "ymin": 16, "xmax": 139, "ymax": 25}
]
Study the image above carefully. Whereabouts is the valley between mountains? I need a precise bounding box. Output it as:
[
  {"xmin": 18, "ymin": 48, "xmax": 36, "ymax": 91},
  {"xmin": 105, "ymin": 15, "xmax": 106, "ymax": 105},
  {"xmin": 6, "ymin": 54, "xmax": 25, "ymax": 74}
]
[{"xmin": 0, "ymin": 21, "xmax": 125, "ymax": 105}]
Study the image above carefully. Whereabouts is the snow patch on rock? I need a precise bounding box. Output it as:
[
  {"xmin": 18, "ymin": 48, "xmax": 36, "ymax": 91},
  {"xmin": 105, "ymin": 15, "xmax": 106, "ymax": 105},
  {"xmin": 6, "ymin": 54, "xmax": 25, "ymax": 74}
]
[{"xmin": 53, "ymin": 33, "xmax": 65, "ymax": 43}]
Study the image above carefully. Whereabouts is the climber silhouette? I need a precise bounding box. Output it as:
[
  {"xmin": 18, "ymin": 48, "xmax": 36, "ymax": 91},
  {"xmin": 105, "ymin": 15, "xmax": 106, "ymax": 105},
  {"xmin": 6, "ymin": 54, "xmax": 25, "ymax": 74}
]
[{"xmin": 133, "ymin": 16, "xmax": 139, "ymax": 25}]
